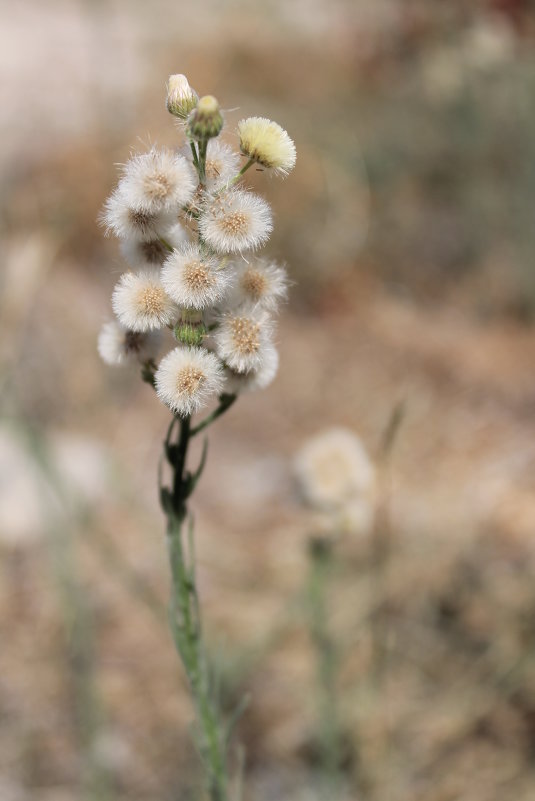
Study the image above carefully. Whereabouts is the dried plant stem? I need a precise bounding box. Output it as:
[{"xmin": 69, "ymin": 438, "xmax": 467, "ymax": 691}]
[
  {"xmin": 160, "ymin": 410, "xmax": 233, "ymax": 801},
  {"xmin": 371, "ymin": 401, "xmax": 405, "ymax": 684}
]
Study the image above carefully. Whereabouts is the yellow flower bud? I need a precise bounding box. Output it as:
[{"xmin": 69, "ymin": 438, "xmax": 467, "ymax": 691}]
[{"xmin": 238, "ymin": 117, "xmax": 296, "ymax": 177}]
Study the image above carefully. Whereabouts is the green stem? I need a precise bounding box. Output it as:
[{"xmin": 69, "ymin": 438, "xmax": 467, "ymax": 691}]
[
  {"xmin": 218, "ymin": 158, "xmax": 255, "ymax": 194},
  {"xmin": 183, "ymin": 205, "xmax": 200, "ymax": 219},
  {"xmin": 160, "ymin": 408, "xmax": 239, "ymax": 801},
  {"xmin": 167, "ymin": 511, "xmax": 228, "ymax": 801},
  {"xmin": 158, "ymin": 236, "xmax": 174, "ymax": 252},
  {"xmin": 190, "ymin": 140, "xmax": 200, "ymax": 172},
  {"xmin": 141, "ymin": 359, "xmax": 157, "ymax": 388},
  {"xmin": 198, "ymin": 138, "xmax": 208, "ymax": 185},
  {"xmin": 172, "ymin": 415, "xmax": 191, "ymax": 513},
  {"xmin": 190, "ymin": 394, "xmax": 237, "ymax": 436},
  {"xmin": 372, "ymin": 401, "xmax": 405, "ymax": 684},
  {"xmin": 231, "ymin": 157, "xmax": 255, "ymax": 187},
  {"xmin": 307, "ymin": 537, "xmax": 342, "ymax": 797}
]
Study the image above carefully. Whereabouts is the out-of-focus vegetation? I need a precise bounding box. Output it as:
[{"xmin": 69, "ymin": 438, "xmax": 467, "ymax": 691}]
[{"xmin": 2, "ymin": 1, "xmax": 535, "ymax": 800}]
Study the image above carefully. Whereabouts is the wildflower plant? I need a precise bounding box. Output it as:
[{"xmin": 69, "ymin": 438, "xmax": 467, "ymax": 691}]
[
  {"xmin": 98, "ymin": 75, "xmax": 295, "ymax": 800},
  {"xmin": 294, "ymin": 429, "xmax": 377, "ymax": 797}
]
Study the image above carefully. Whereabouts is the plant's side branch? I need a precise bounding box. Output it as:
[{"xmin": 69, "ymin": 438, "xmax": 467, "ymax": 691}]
[
  {"xmin": 223, "ymin": 157, "xmax": 255, "ymax": 192},
  {"xmin": 141, "ymin": 359, "xmax": 157, "ymax": 388},
  {"xmin": 158, "ymin": 236, "xmax": 174, "ymax": 252},
  {"xmin": 190, "ymin": 394, "xmax": 237, "ymax": 437}
]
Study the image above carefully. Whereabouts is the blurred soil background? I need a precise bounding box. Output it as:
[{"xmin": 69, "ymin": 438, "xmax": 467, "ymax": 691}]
[{"xmin": 2, "ymin": 1, "xmax": 535, "ymax": 799}]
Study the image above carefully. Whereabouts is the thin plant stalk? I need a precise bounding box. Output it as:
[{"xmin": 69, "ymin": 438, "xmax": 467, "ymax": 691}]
[
  {"xmin": 160, "ymin": 410, "xmax": 234, "ymax": 801},
  {"xmin": 222, "ymin": 158, "xmax": 255, "ymax": 192},
  {"xmin": 306, "ymin": 536, "xmax": 343, "ymax": 798},
  {"xmin": 371, "ymin": 400, "xmax": 405, "ymax": 684}
]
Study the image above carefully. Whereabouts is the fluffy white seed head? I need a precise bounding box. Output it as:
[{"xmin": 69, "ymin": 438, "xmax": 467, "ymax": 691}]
[
  {"xmin": 228, "ymin": 260, "xmax": 288, "ymax": 313},
  {"xmin": 100, "ymin": 186, "xmax": 176, "ymax": 241},
  {"xmin": 118, "ymin": 148, "xmax": 197, "ymax": 214},
  {"xmin": 205, "ymin": 141, "xmax": 240, "ymax": 189},
  {"xmin": 112, "ymin": 269, "xmax": 177, "ymax": 332},
  {"xmin": 161, "ymin": 244, "xmax": 231, "ymax": 309},
  {"xmin": 198, "ymin": 190, "xmax": 272, "ymax": 254},
  {"xmin": 214, "ymin": 310, "xmax": 273, "ymax": 373},
  {"xmin": 223, "ymin": 342, "xmax": 279, "ymax": 394},
  {"xmin": 98, "ymin": 321, "xmax": 160, "ymax": 366},
  {"xmin": 238, "ymin": 117, "xmax": 296, "ymax": 177},
  {"xmin": 155, "ymin": 346, "xmax": 224, "ymax": 416},
  {"xmin": 120, "ymin": 222, "xmax": 188, "ymax": 269},
  {"xmin": 294, "ymin": 428, "xmax": 376, "ymax": 512}
]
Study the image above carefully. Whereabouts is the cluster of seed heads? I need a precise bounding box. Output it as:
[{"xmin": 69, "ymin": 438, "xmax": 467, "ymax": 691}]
[{"xmin": 98, "ymin": 75, "xmax": 296, "ymax": 417}]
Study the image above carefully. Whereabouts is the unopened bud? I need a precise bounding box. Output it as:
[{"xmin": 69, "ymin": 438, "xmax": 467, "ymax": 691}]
[
  {"xmin": 174, "ymin": 310, "xmax": 205, "ymax": 346},
  {"xmin": 174, "ymin": 321, "xmax": 207, "ymax": 347},
  {"xmin": 166, "ymin": 74, "xmax": 198, "ymax": 119},
  {"xmin": 187, "ymin": 95, "xmax": 223, "ymax": 140}
]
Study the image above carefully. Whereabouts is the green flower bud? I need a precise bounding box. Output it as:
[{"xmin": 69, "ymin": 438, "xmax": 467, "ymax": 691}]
[
  {"xmin": 187, "ymin": 95, "xmax": 223, "ymax": 140},
  {"xmin": 174, "ymin": 320, "xmax": 207, "ymax": 347}
]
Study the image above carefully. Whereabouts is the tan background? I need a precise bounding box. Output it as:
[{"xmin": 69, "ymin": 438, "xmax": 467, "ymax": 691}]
[{"xmin": 2, "ymin": 1, "xmax": 535, "ymax": 799}]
